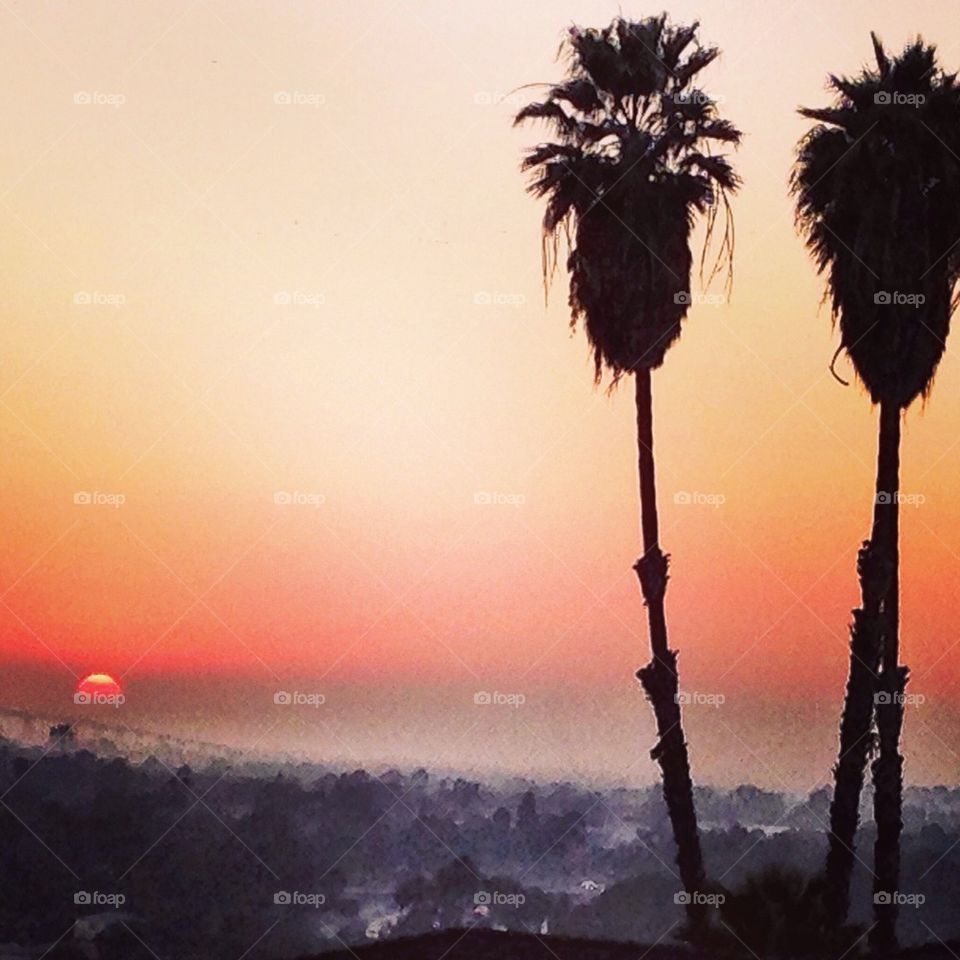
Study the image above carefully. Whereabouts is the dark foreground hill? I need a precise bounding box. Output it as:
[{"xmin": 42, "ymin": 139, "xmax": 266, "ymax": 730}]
[
  {"xmin": 309, "ymin": 928, "xmax": 960, "ymax": 960},
  {"xmin": 307, "ymin": 928, "xmax": 690, "ymax": 960}
]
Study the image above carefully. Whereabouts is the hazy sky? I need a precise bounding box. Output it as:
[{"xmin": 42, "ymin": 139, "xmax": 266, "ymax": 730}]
[{"xmin": 2, "ymin": 0, "xmax": 960, "ymax": 789}]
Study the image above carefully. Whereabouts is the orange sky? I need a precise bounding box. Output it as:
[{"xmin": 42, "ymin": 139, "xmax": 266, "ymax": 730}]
[{"xmin": 2, "ymin": 0, "xmax": 960, "ymax": 788}]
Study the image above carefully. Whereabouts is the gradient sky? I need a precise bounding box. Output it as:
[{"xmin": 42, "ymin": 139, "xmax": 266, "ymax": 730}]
[{"xmin": 2, "ymin": 0, "xmax": 960, "ymax": 789}]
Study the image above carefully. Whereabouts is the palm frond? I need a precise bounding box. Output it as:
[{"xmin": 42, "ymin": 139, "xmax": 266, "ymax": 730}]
[
  {"xmin": 793, "ymin": 32, "xmax": 960, "ymax": 408},
  {"xmin": 516, "ymin": 14, "xmax": 741, "ymax": 379}
]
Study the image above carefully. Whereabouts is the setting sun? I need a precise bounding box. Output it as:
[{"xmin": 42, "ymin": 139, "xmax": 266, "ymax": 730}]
[{"xmin": 76, "ymin": 673, "xmax": 122, "ymax": 697}]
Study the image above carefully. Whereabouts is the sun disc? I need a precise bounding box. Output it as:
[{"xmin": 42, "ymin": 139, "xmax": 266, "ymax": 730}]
[{"xmin": 77, "ymin": 673, "xmax": 122, "ymax": 696}]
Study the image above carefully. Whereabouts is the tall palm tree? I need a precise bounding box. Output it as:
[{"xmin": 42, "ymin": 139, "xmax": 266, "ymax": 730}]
[
  {"xmin": 516, "ymin": 15, "xmax": 740, "ymax": 935},
  {"xmin": 793, "ymin": 33, "xmax": 960, "ymax": 951}
]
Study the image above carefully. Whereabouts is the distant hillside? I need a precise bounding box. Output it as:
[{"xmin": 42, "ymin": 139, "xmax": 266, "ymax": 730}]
[
  {"xmin": 3, "ymin": 711, "xmax": 960, "ymax": 958},
  {"xmin": 0, "ymin": 705, "xmax": 251, "ymax": 770}
]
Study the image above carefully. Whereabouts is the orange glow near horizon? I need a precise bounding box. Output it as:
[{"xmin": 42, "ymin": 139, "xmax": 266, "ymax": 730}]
[{"xmin": 2, "ymin": 0, "xmax": 960, "ymax": 786}]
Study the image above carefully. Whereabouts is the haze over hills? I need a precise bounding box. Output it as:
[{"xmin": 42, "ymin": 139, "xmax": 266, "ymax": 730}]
[{"xmin": 2, "ymin": 710, "xmax": 960, "ymax": 958}]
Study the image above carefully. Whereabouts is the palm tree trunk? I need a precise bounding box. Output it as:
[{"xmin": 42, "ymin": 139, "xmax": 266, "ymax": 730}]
[
  {"xmin": 632, "ymin": 366, "xmax": 707, "ymax": 936},
  {"xmin": 871, "ymin": 401, "xmax": 908, "ymax": 954},
  {"xmin": 824, "ymin": 400, "xmax": 899, "ymax": 928}
]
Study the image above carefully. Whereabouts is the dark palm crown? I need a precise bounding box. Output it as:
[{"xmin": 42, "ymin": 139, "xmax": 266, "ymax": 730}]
[
  {"xmin": 792, "ymin": 33, "xmax": 960, "ymax": 408},
  {"xmin": 515, "ymin": 14, "xmax": 741, "ymax": 381}
]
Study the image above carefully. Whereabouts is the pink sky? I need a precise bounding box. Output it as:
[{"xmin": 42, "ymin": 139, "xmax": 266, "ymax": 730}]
[{"xmin": 2, "ymin": 0, "xmax": 960, "ymax": 788}]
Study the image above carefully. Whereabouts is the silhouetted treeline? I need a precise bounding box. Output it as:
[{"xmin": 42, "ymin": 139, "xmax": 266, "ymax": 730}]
[{"xmin": 2, "ymin": 734, "xmax": 959, "ymax": 958}]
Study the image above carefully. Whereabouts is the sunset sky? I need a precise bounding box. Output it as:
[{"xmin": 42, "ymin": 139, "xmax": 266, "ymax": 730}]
[{"xmin": 2, "ymin": 0, "xmax": 960, "ymax": 790}]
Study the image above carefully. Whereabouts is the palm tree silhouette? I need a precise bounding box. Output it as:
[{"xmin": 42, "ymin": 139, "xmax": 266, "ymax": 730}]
[
  {"xmin": 793, "ymin": 32, "xmax": 960, "ymax": 950},
  {"xmin": 516, "ymin": 15, "xmax": 740, "ymax": 934}
]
